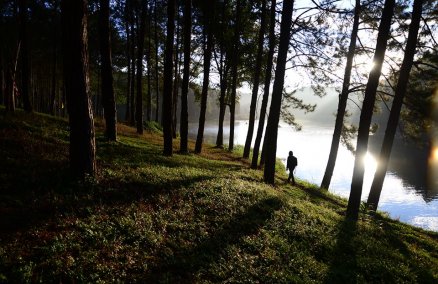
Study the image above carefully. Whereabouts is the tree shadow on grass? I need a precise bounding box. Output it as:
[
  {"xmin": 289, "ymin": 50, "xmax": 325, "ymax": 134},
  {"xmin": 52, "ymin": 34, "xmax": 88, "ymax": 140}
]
[
  {"xmin": 146, "ymin": 196, "xmax": 284, "ymax": 282},
  {"xmin": 375, "ymin": 217, "xmax": 437, "ymax": 282},
  {"xmin": 98, "ymin": 140, "xmax": 245, "ymax": 173},
  {"xmin": 95, "ymin": 174, "xmax": 218, "ymax": 206},
  {"xmin": 324, "ymin": 219, "xmax": 358, "ymax": 284}
]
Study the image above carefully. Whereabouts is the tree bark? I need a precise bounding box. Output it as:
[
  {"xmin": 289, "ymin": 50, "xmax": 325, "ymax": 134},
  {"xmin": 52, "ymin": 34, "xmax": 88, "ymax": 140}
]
[
  {"xmin": 228, "ymin": 0, "xmax": 242, "ymax": 152},
  {"xmin": 367, "ymin": 0, "xmax": 423, "ymax": 211},
  {"xmin": 136, "ymin": 3, "xmax": 147, "ymax": 134},
  {"xmin": 346, "ymin": 0, "xmax": 395, "ymax": 220},
  {"xmin": 50, "ymin": 2, "xmax": 58, "ymax": 116},
  {"xmin": 99, "ymin": 0, "xmax": 117, "ymax": 141},
  {"xmin": 146, "ymin": 4, "xmax": 152, "ymax": 121},
  {"xmin": 162, "ymin": 0, "xmax": 176, "ymax": 156},
  {"xmin": 129, "ymin": 5, "xmax": 136, "ymax": 126},
  {"xmin": 61, "ymin": 0, "xmax": 96, "ymax": 178},
  {"xmin": 263, "ymin": 0, "xmax": 294, "ymax": 184},
  {"xmin": 180, "ymin": 0, "xmax": 191, "ymax": 153},
  {"xmin": 251, "ymin": 0, "xmax": 276, "ymax": 169},
  {"xmin": 172, "ymin": 7, "xmax": 181, "ymax": 139},
  {"xmin": 124, "ymin": 2, "xmax": 131, "ymax": 122},
  {"xmin": 215, "ymin": 0, "xmax": 229, "ymax": 149},
  {"xmin": 0, "ymin": 53, "xmax": 3, "ymax": 105},
  {"xmin": 216, "ymin": 64, "xmax": 228, "ymax": 148},
  {"xmin": 243, "ymin": 0, "xmax": 267, "ymax": 158},
  {"xmin": 195, "ymin": 3, "xmax": 214, "ymax": 154},
  {"xmin": 5, "ymin": 67, "xmax": 15, "ymax": 112},
  {"xmin": 321, "ymin": 0, "xmax": 360, "ymax": 189},
  {"xmin": 154, "ymin": 0, "xmax": 160, "ymax": 123},
  {"xmin": 19, "ymin": 0, "xmax": 32, "ymax": 112}
]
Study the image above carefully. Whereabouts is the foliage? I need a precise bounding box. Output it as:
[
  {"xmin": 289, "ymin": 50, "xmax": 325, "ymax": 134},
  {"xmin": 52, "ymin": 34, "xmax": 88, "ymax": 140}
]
[
  {"xmin": 281, "ymin": 89, "xmax": 316, "ymax": 131},
  {"xmin": 1, "ymin": 108, "xmax": 437, "ymax": 282},
  {"xmin": 401, "ymin": 50, "xmax": 438, "ymax": 144},
  {"xmin": 143, "ymin": 120, "xmax": 163, "ymax": 133}
]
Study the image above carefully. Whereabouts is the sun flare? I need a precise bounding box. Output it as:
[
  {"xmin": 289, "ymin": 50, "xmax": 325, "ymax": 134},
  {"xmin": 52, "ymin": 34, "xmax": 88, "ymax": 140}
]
[
  {"xmin": 433, "ymin": 148, "xmax": 438, "ymax": 161},
  {"xmin": 363, "ymin": 152, "xmax": 378, "ymax": 172}
]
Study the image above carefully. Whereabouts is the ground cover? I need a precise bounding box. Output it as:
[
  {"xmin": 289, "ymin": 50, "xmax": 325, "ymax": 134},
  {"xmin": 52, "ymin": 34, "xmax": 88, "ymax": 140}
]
[{"xmin": 1, "ymin": 108, "xmax": 437, "ymax": 283}]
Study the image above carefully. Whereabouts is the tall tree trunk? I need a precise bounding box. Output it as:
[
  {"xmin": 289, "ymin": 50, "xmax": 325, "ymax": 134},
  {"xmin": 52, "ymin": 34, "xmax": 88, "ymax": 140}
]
[
  {"xmin": 61, "ymin": 0, "xmax": 96, "ymax": 178},
  {"xmin": 154, "ymin": 0, "xmax": 160, "ymax": 123},
  {"xmin": 180, "ymin": 0, "xmax": 191, "ymax": 153},
  {"xmin": 162, "ymin": 0, "xmax": 176, "ymax": 156},
  {"xmin": 125, "ymin": 2, "xmax": 131, "ymax": 122},
  {"xmin": 146, "ymin": 4, "xmax": 152, "ymax": 121},
  {"xmin": 129, "ymin": 8, "xmax": 136, "ymax": 126},
  {"xmin": 99, "ymin": 0, "xmax": 117, "ymax": 140},
  {"xmin": 228, "ymin": 0, "xmax": 242, "ymax": 152},
  {"xmin": 216, "ymin": 64, "xmax": 228, "ymax": 148},
  {"xmin": 251, "ymin": 0, "xmax": 276, "ymax": 169},
  {"xmin": 6, "ymin": 34, "xmax": 22, "ymax": 112},
  {"xmin": 263, "ymin": 0, "xmax": 294, "ymax": 184},
  {"xmin": 367, "ymin": 0, "xmax": 423, "ymax": 211},
  {"xmin": 0, "ymin": 53, "xmax": 3, "ymax": 105},
  {"xmin": 50, "ymin": 3, "xmax": 57, "ymax": 116},
  {"xmin": 321, "ymin": 0, "xmax": 360, "ymax": 189},
  {"xmin": 136, "ymin": 3, "xmax": 147, "ymax": 134},
  {"xmin": 19, "ymin": 0, "xmax": 32, "ymax": 112},
  {"xmin": 5, "ymin": 67, "xmax": 15, "ymax": 112},
  {"xmin": 195, "ymin": 5, "xmax": 214, "ymax": 154},
  {"xmin": 215, "ymin": 0, "xmax": 229, "ymax": 149},
  {"xmin": 172, "ymin": 7, "xmax": 181, "ymax": 138},
  {"xmin": 243, "ymin": 0, "xmax": 267, "ymax": 158},
  {"xmin": 346, "ymin": 0, "xmax": 395, "ymax": 220}
]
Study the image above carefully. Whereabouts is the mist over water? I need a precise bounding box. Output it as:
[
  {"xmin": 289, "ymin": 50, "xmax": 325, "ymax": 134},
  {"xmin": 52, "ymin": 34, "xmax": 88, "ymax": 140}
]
[{"xmin": 188, "ymin": 119, "xmax": 438, "ymax": 232}]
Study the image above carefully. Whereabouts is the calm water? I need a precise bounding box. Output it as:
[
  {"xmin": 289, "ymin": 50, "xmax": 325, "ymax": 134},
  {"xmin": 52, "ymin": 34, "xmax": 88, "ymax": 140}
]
[{"xmin": 189, "ymin": 120, "xmax": 438, "ymax": 232}]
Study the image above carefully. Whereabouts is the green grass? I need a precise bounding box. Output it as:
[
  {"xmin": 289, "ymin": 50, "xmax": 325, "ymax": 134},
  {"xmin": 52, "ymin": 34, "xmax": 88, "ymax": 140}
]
[{"xmin": 1, "ymin": 107, "xmax": 438, "ymax": 283}]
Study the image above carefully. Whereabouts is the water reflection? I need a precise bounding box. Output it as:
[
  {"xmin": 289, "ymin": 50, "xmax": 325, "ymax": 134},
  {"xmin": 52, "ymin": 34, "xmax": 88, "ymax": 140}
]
[{"xmin": 188, "ymin": 120, "xmax": 438, "ymax": 232}]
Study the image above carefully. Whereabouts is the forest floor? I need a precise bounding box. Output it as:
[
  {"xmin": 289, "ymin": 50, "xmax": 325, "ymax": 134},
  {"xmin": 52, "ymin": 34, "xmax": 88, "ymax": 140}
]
[{"xmin": 1, "ymin": 107, "xmax": 438, "ymax": 283}]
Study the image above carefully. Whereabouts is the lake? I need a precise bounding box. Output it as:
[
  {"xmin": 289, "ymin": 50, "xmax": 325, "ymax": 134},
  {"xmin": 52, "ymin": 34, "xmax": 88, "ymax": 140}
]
[{"xmin": 189, "ymin": 120, "xmax": 438, "ymax": 232}]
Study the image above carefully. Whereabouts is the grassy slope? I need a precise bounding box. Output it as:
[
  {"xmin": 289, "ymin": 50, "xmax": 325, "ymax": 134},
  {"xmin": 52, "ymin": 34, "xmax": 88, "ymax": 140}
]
[{"xmin": 0, "ymin": 108, "xmax": 437, "ymax": 283}]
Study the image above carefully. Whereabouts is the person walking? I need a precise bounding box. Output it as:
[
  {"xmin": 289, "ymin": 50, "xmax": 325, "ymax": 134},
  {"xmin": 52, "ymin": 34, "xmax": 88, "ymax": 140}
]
[{"xmin": 286, "ymin": 151, "xmax": 297, "ymax": 185}]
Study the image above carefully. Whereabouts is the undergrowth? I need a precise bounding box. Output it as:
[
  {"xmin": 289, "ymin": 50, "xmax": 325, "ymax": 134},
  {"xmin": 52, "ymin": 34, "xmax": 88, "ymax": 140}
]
[{"xmin": 1, "ymin": 108, "xmax": 437, "ymax": 283}]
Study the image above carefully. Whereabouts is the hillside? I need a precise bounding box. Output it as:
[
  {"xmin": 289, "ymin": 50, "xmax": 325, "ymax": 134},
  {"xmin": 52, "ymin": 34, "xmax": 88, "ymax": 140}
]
[{"xmin": 1, "ymin": 108, "xmax": 437, "ymax": 283}]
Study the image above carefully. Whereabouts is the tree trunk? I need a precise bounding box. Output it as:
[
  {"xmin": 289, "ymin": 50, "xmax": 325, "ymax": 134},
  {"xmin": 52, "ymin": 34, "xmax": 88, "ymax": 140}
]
[
  {"xmin": 195, "ymin": 4, "xmax": 214, "ymax": 154},
  {"xmin": 0, "ymin": 54, "xmax": 3, "ymax": 105},
  {"xmin": 162, "ymin": 0, "xmax": 176, "ymax": 156},
  {"xmin": 5, "ymin": 67, "xmax": 15, "ymax": 112},
  {"xmin": 180, "ymin": 0, "xmax": 191, "ymax": 153},
  {"xmin": 215, "ymin": 0, "xmax": 229, "ymax": 149},
  {"xmin": 19, "ymin": 0, "xmax": 32, "ymax": 112},
  {"xmin": 228, "ymin": 0, "xmax": 242, "ymax": 152},
  {"xmin": 263, "ymin": 0, "xmax": 294, "ymax": 184},
  {"xmin": 172, "ymin": 7, "xmax": 181, "ymax": 139},
  {"xmin": 346, "ymin": 0, "xmax": 395, "ymax": 220},
  {"xmin": 251, "ymin": 0, "xmax": 276, "ymax": 169},
  {"xmin": 216, "ymin": 64, "xmax": 228, "ymax": 148},
  {"xmin": 243, "ymin": 0, "xmax": 267, "ymax": 158},
  {"xmin": 99, "ymin": 0, "xmax": 117, "ymax": 141},
  {"xmin": 125, "ymin": 1, "xmax": 131, "ymax": 122},
  {"xmin": 61, "ymin": 0, "xmax": 96, "ymax": 178},
  {"xmin": 146, "ymin": 4, "xmax": 152, "ymax": 121},
  {"xmin": 367, "ymin": 0, "xmax": 423, "ymax": 211},
  {"xmin": 321, "ymin": 0, "xmax": 360, "ymax": 189},
  {"xmin": 154, "ymin": 0, "xmax": 160, "ymax": 123},
  {"xmin": 50, "ymin": 2, "xmax": 58, "ymax": 116},
  {"xmin": 129, "ymin": 6, "xmax": 136, "ymax": 126},
  {"xmin": 136, "ymin": 3, "xmax": 147, "ymax": 134}
]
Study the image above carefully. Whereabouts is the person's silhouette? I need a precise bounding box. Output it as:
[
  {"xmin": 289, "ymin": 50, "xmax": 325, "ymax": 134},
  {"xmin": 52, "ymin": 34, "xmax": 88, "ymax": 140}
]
[{"xmin": 286, "ymin": 151, "xmax": 297, "ymax": 185}]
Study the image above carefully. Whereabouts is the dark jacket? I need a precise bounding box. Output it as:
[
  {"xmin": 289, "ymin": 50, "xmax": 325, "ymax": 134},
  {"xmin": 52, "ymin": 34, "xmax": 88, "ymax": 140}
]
[{"xmin": 287, "ymin": 155, "xmax": 297, "ymax": 170}]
